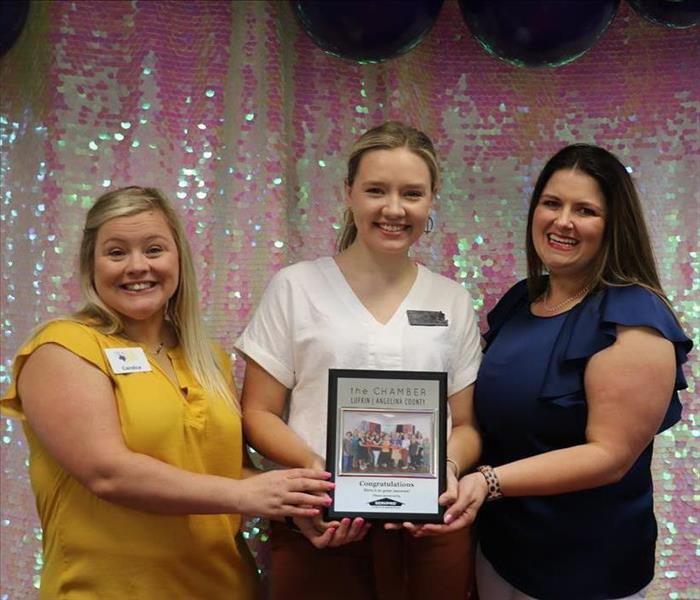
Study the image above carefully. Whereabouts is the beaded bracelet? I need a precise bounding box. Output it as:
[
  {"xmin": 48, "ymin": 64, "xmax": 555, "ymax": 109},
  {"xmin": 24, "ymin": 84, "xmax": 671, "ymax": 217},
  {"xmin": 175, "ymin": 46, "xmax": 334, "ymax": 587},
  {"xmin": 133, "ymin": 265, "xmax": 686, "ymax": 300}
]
[{"xmin": 477, "ymin": 465, "xmax": 503, "ymax": 502}]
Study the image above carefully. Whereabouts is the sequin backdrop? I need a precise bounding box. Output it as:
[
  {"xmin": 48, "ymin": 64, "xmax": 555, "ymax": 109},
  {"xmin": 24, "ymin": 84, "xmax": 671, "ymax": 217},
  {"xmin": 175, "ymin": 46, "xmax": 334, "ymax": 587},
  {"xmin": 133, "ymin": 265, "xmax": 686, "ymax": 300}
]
[{"xmin": 0, "ymin": 1, "xmax": 697, "ymax": 597}]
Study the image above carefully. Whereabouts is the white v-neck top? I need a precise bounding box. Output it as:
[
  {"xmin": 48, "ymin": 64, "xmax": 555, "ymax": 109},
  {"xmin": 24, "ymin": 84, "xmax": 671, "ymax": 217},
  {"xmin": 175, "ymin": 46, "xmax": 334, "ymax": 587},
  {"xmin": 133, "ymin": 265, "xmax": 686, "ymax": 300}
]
[{"xmin": 236, "ymin": 257, "xmax": 482, "ymax": 458}]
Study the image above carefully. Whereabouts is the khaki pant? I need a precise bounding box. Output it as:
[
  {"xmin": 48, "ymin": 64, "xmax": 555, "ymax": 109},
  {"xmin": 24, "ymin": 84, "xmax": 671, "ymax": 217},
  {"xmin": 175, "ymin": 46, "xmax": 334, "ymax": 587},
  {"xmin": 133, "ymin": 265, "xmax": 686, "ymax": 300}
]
[{"xmin": 269, "ymin": 521, "xmax": 474, "ymax": 600}]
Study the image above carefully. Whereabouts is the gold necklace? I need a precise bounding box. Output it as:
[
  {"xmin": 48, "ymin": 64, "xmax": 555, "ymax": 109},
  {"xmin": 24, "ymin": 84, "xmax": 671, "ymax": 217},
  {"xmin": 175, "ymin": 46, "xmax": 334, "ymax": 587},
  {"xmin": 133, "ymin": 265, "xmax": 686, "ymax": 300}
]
[
  {"xmin": 542, "ymin": 284, "xmax": 590, "ymax": 313},
  {"xmin": 122, "ymin": 332, "xmax": 166, "ymax": 355}
]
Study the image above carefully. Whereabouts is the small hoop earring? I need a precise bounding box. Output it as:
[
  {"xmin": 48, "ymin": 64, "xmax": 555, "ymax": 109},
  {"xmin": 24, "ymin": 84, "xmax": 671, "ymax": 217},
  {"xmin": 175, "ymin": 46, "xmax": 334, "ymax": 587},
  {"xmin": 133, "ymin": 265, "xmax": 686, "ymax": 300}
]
[{"xmin": 424, "ymin": 215, "xmax": 434, "ymax": 234}]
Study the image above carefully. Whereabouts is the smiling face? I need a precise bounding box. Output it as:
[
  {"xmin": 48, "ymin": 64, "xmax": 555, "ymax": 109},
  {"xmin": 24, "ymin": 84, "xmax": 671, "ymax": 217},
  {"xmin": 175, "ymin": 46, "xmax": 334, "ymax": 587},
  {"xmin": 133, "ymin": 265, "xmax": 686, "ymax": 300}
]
[
  {"xmin": 93, "ymin": 210, "xmax": 179, "ymax": 329},
  {"xmin": 346, "ymin": 146, "xmax": 433, "ymax": 256},
  {"xmin": 532, "ymin": 168, "xmax": 606, "ymax": 281}
]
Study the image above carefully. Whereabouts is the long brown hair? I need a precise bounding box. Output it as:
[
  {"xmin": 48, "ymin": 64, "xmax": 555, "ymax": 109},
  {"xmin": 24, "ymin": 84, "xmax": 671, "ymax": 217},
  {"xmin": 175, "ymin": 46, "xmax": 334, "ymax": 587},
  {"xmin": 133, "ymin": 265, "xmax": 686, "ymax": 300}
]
[
  {"xmin": 525, "ymin": 144, "xmax": 668, "ymax": 306},
  {"xmin": 337, "ymin": 121, "xmax": 439, "ymax": 252}
]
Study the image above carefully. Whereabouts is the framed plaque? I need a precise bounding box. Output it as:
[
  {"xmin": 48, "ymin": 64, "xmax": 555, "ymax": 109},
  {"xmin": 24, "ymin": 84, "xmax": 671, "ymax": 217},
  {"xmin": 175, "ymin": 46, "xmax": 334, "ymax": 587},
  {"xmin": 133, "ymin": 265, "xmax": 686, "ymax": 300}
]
[{"xmin": 326, "ymin": 369, "xmax": 447, "ymax": 522}]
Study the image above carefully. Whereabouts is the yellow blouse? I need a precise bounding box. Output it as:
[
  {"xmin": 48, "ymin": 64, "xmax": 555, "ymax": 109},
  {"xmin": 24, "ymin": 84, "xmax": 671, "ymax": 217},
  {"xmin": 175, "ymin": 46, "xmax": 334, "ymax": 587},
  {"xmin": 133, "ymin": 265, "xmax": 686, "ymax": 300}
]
[{"xmin": 1, "ymin": 320, "xmax": 257, "ymax": 600}]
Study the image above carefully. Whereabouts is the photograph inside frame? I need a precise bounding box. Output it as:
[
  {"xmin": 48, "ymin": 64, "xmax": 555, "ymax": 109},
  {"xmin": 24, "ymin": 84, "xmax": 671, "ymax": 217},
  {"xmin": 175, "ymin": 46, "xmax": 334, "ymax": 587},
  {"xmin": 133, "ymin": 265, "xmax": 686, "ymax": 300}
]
[{"xmin": 339, "ymin": 409, "xmax": 436, "ymax": 478}]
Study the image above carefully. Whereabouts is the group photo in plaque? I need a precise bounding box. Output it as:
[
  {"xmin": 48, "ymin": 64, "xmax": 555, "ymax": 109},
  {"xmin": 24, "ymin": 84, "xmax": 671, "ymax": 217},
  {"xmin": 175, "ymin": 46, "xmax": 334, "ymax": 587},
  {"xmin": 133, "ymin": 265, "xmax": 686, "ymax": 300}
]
[{"xmin": 339, "ymin": 410, "xmax": 435, "ymax": 477}]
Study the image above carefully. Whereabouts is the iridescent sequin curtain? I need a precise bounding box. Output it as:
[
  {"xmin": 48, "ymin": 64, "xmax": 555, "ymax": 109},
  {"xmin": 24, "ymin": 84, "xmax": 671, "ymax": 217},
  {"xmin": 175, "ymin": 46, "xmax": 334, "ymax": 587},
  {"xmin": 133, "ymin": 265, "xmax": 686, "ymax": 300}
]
[{"xmin": 1, "ymin": 1, "xmax": 698, "ymax": 597}]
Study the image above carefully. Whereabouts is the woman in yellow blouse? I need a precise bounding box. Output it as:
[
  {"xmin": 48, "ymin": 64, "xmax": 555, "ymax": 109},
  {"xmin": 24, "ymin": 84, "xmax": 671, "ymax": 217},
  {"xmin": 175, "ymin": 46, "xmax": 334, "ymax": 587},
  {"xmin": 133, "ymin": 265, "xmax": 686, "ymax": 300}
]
[{"xmin": 1, "ymin": 186, "xmax": 334, "ymax": 599}]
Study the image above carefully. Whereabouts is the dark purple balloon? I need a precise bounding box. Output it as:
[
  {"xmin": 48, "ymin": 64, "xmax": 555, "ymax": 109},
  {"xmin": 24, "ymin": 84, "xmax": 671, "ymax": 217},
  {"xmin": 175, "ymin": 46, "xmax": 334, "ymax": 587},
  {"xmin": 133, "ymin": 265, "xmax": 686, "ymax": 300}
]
[
  {"xmin": 458, "ymin": 0, "xmax": 620, "ymax": 67},
  {"xmin": 0, "ymin": 0, "xmax": 29, "ymax": 57},
  {"xmin": 627, "ymin": 0, "xmax": 700, "ymax": 28},
  {"xmin": 291, "ymin": 0, "xmax": 444, "ymax": 63}
]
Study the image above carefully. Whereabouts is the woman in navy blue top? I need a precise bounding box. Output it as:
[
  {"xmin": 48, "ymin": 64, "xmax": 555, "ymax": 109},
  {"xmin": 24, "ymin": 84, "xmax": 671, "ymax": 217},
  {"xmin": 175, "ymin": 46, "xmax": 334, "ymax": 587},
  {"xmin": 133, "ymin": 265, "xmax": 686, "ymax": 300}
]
[{"xmin": 442, "ymin": 144, "xmax": 692, "ymax": 599}]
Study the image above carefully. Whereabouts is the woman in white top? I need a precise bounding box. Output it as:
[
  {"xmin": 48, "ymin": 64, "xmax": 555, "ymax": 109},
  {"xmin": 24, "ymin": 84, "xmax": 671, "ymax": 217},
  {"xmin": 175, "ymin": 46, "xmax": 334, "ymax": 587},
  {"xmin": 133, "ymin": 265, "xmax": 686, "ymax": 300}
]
[{"xmin": 236, "ymin": 121, "xmax": 482, "ymax": 599}]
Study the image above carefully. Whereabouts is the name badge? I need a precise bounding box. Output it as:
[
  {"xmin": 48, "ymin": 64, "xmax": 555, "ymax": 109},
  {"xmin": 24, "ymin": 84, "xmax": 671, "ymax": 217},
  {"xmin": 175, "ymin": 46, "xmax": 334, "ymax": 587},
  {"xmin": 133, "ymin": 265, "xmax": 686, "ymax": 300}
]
[
  {"xmin": 104, "ymin": 347, "xmax": 152, "ymax": 374},
  {"xmin": 406, "ymin": 310, "xmax": 449, "ymax": 327}
]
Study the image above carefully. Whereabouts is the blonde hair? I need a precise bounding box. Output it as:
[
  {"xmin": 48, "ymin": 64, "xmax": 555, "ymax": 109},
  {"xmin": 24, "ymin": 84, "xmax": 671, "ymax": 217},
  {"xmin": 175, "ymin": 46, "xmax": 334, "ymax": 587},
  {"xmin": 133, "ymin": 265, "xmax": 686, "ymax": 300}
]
[
  {"xmin": 73, "ymin": 186, "xmax": 238, "ymax": 410},
  {"xmin": 337, "ymin": 121, "xmax": 439, "ymax": 252}
]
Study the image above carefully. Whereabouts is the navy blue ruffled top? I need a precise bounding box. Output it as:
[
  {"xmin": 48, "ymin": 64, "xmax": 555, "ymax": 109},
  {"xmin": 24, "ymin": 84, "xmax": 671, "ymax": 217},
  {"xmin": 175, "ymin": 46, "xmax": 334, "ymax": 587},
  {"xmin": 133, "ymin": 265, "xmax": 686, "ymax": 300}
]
[{"xmin": 474, "ymin": 280, "xmax": 692, "ymax": 600}]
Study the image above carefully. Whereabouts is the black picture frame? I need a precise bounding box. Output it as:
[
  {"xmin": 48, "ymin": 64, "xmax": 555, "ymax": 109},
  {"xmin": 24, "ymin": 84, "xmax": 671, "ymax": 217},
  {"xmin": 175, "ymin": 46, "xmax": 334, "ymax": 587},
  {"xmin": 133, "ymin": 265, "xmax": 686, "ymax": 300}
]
[{"xmin": 326, "ymin": 369, "xmax": 447, "ymax": 522}]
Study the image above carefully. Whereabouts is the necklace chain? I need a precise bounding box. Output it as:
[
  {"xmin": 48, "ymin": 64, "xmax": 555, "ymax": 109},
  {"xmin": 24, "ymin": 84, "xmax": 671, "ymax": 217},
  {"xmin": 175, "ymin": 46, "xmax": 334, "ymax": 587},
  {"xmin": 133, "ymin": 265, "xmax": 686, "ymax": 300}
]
[
  {"xmin": 122, "ymin": 333, "xmax": 166, "ymax": 355},
  {"xmin": 542, "ymin": 284, "xmax": 590, "ymax": 313}
]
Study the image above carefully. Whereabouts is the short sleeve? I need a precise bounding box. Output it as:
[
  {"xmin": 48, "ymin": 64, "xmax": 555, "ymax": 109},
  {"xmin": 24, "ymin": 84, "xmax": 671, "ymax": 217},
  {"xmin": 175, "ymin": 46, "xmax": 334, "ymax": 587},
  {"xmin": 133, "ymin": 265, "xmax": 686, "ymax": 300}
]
[
  {"xmin": 235, "ymin": 270, "xmax": 295, "ymax": 389},
  {"xmin": 542, "ymin": 285, "xmax": 693, "ymax": 431},
  {"xmin": 1, "ymin": 320, "xmax": 110, "ymax": 419},
  {"xmin": 449, "ymin": 287, "xmax": 483, "ymax": 396}
]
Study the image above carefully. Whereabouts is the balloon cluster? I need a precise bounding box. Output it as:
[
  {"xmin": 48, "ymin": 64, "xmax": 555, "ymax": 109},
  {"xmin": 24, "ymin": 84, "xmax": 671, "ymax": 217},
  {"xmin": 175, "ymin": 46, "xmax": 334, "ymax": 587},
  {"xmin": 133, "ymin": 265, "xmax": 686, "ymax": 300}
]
[
  {"xmin": 2, "ymin": 1, "xmax": 697, "ymax": 64},
  {"xmin": 292, "ymin": 0, "xmax": 699, "ymax": 67}
]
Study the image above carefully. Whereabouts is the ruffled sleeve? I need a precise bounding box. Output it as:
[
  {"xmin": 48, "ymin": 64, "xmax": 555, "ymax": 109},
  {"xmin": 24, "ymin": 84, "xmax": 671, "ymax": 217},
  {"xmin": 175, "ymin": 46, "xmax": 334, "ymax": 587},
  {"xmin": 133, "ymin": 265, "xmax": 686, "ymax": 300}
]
[{"xmin": 540, "ymin": 285, "xmax": 693, "ymax": 432}]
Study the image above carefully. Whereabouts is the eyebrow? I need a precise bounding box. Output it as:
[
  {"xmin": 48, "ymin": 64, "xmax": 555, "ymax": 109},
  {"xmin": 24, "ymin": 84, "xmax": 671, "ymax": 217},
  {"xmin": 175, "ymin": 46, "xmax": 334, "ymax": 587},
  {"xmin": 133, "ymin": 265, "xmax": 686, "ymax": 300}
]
[
  {"xmin": 540, "ymin": 194, "xmax": 605, "ymax": 209},
  {"xmin": 362, "ymin": 180, "xmax": 428, "ymax": 188},
  {"xmin": 100, "ymin": 234, "xmax": 171, "ymax": 245}
]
